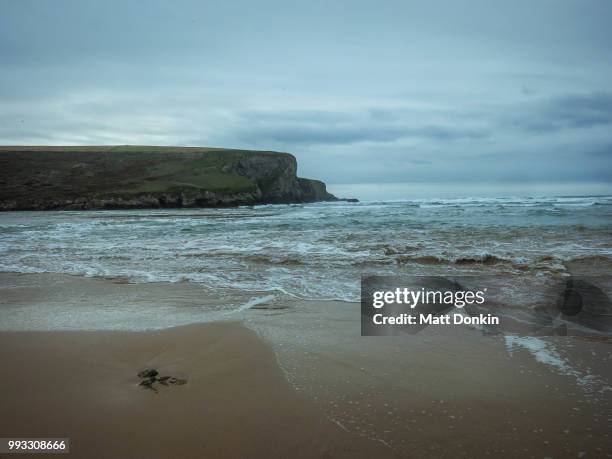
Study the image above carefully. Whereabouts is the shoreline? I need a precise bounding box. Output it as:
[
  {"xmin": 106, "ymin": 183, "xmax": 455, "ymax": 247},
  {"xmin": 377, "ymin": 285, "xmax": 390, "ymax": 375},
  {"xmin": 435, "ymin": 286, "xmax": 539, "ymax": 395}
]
[{"xmin": 1, "ymin": 272, "xmax": 611, "ymax": 458}]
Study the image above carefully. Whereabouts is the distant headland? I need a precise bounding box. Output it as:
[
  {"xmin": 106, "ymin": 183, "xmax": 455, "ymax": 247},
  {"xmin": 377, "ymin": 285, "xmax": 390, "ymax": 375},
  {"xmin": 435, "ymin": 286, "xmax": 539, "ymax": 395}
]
[{"xmin": 0, "ymin": 146, "xmax": 357, "ymax": 210}]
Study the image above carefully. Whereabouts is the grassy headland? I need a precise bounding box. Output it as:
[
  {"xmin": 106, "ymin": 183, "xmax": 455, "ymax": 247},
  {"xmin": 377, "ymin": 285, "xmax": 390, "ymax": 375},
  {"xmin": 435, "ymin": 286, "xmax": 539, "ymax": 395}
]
[{"xmin": 0, "ymin": 146, "xmax": 337, "ymax": 210}]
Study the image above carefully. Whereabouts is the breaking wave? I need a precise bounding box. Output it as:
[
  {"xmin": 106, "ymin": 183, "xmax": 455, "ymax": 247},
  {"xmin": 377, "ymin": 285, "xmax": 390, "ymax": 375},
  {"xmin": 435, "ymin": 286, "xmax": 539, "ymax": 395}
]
[{"xmin": 1, "ymin": 195, "xmax": 611, "ymax": 300}]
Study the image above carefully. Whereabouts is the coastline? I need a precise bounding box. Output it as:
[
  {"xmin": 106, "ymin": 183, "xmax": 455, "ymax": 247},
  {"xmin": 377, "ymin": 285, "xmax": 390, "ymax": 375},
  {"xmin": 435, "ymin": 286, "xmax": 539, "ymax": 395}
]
[
  {"xmin": 2, "ymin": 1, "xmax": 611, "ymax": 457},
  {"xmin": 1, "ymin": 273, "xmax": 611, "ymax": 458},
  {"xmin": 0, "ymin": 146, "xmax": 342, "ymax": 211}
]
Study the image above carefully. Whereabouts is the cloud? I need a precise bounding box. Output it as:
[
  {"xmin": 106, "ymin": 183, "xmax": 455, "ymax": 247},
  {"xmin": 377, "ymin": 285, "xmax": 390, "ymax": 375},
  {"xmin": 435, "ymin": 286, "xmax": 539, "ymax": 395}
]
[
  {"xmin": 511, "ymin": 92, "xmax": 612, "ymax": 132},
  {"xmin": 0, "ymin": 0, "xmax": 611, "ymax": 194},
  {"xmin": 233, "ymin": 109, "xmax": 489, "ymax": 146}
]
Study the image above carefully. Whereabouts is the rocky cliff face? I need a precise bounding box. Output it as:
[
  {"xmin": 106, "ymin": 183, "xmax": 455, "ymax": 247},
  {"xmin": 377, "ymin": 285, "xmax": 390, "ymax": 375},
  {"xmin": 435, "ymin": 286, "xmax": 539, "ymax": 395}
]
[
  {"xmin": 297, "ymin": 178, "xmax": 337, "ymax": 202},
  {"xmin": 231, "ymin": 154, "xmax": 336, "ymax": 203},
  {"xmin": 0, "ymin": 146, "xmax": 339, "ymax": 210}
]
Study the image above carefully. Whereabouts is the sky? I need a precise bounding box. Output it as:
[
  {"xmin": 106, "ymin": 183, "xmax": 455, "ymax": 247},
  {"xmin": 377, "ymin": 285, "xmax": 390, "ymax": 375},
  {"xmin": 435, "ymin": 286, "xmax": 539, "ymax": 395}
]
[{"xmin": 1, "ymin": 0, "xmax": 611, "ymax": 199}]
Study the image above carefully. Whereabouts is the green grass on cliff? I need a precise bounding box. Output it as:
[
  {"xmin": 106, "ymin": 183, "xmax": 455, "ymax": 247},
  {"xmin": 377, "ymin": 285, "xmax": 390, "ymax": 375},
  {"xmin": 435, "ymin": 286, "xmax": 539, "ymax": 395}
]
[{"xmin": 0, "ymin": 146, "xmax": 289, "ymax": 203}]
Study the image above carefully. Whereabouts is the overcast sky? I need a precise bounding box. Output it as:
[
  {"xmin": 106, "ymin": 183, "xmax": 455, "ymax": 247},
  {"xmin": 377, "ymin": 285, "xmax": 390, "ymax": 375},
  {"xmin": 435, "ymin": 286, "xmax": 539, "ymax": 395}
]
[{"xmin": 1, "ymin": 0, "xmax": 611, "ymax": 198}]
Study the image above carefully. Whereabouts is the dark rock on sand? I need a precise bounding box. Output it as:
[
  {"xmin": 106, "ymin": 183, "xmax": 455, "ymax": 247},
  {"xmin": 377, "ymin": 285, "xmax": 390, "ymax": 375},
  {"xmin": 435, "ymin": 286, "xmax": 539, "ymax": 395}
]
[
  {"xmin": 139, "ymin": 378, "xmax": 158, "ymax": 392},
  {"xmin": 138, "ymin": 368, "xmax": 159, "ymax": 379},
  {"xmin": 137, "ymin": 368, "xmax": 188, "ymax": 392}
]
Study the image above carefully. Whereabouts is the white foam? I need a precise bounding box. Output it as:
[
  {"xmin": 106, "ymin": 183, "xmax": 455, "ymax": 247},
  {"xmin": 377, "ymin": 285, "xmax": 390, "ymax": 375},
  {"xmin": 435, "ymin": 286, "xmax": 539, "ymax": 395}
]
[
  {"xmin": 234, "ymin": 295, "xmax": 277, "ymax": 312},
  {"xmin": 504, "ymin": 335, "xmax": 611, "ymax": 397},
  {"xmin": 1, "ymin": 198, "xmax": 611, "ymax": 302}
]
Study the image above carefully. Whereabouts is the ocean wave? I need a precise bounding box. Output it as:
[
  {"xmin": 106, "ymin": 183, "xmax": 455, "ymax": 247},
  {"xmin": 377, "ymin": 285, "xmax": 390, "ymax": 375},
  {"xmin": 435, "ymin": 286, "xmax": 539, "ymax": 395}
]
[
  {"xmin": 564, "ymin": 255, "xmax": 612, "ymax": 271},
  {"xmin": 244, "ymin": 254, "xmax": 305, "ymax": 266},
  {"xmin": 382, "ymin": 245, "xmax": 420, "ymax": 256},
  {"xmin": 351, "ymin": 259, "xmax": 394, "ymax": 267},
  {"xmin": 2, "ymin": 197, "xmax": 611, "ymax": 301},
  {"xmin": 395, "ymin": 255, "xmax": 447, "ymax": 265},
  {"xmin": 455, "ymin": 254, "xmax": 508, "ymax": 265},
  {"xmin": 394, "ymin": 253, "xmax": 511, "ymax": 266}
]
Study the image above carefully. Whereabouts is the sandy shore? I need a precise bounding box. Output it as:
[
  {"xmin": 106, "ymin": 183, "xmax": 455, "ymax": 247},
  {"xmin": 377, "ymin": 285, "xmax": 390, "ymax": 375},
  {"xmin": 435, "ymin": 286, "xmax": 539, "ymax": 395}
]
[
  {"xmin": 0, "ymin": 321, "xmax": 393, "ymax": 458},
  {"xmin": 1, "ymin": 273, "xmax": 611, "ymax": 458}
]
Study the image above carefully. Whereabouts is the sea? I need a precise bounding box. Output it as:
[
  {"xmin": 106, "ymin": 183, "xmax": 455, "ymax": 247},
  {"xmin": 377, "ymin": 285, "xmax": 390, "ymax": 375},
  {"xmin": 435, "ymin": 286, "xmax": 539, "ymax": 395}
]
[{"xmin": 1, "ymin": 195, "xmax": 611, "ymax": 303}]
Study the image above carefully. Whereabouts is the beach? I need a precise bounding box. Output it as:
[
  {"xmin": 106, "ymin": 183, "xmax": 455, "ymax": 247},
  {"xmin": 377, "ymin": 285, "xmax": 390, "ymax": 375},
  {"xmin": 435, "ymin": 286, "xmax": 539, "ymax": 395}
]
[
  {"xmin": 3, "ymin": 0, "xmax": 612, "ymax": 456},
  {"xmin": 1, "ymin": 272, "xmax": 610, "ymax": 458},
  {"xmin": 0, "ymin": 276, "xmax": 394, "ymax": 458}
]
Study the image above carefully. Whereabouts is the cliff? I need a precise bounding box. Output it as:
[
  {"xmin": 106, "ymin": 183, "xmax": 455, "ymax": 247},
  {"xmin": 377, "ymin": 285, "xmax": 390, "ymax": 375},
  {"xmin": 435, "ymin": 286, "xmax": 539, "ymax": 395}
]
[{"xmin": 0, "ymin": 146, "xmax": 340, "ymax": 210}]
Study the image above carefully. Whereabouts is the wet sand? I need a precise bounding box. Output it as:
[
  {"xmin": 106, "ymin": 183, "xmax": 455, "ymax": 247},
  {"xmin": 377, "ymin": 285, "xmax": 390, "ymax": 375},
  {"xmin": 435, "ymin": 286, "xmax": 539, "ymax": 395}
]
[
  {"xmin": 0, "ymin": 322, "xmax": 393, "ymax": 458},
  {"xmin": 1, "ymin": 273, "xmax": 611, "ymax": 458},
  {"xmin": 245, "ymin": 299, "xmax": 612, "ymax": 458}
]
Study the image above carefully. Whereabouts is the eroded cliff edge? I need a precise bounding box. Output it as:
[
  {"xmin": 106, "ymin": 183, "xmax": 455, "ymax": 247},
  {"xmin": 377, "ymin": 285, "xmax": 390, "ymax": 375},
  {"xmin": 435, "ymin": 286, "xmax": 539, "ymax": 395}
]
[{"xmin": 0, "ymin": 146, "xmax": 341, "ymax": 210}]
